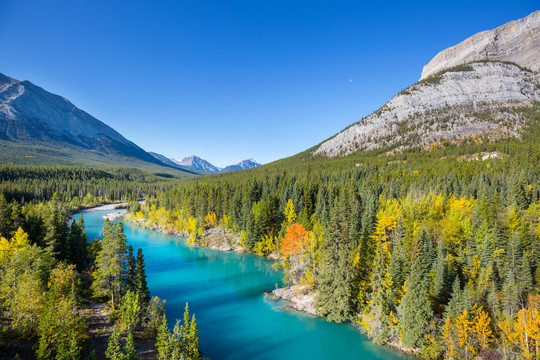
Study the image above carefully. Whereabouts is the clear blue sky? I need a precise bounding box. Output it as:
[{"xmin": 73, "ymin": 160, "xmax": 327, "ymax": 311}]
[{"xmin": 0, "ymin": 1, "xmax": 537, "ymax": 167}]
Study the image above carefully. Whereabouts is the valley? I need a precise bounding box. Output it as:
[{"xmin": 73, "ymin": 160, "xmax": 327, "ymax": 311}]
[{"xmin": 0, "ymin": 6, "xmax": 539, "ymax": 360}]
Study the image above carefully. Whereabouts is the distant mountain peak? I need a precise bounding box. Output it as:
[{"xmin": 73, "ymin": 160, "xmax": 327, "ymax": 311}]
[
  {"xmin": 172, "ymin": 155, "xmax": 221, "ymax": 173},
  {"xmin": 220, "ymin": 159, "xmax": 261, "ymax": 173},
  {"xmin": 151, "ymin": 154, "xmax": 262, "ymax": 173}
]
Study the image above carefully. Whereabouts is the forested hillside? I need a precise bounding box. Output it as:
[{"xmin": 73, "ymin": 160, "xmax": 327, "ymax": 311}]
[
  {"xmin": 0, "ymin": 173, "xmax": 202, "ymax": 359},
  {"xmin": 129, "ymin": 103, "xmax": 540, "ymax": 358}
]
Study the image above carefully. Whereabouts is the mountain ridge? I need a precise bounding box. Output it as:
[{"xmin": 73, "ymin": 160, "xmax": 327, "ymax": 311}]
[
  {"xmin": 0, "ymin": 73, "xmax": 195, "ymax": 176},
  {"xmin": 313, "ymin": 10, "xmax": 540, "ymax": 158},
  {"xmin": 220, "ymin": 159, "xmax": 261, "ymax": 172},
  {"xmin": 172, "ymin": 155, "xmax": 222, "ymax": 173},
  {"xmin": 421, "ymin": 10, "xmax": 540, "ymax": 80},
  {"xmin": 149, "ymin": 153, "xmax": 262, "ymax": 173}
]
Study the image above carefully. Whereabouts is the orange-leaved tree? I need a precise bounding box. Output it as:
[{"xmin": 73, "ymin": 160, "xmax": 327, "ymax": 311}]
[{"xmin": 280, "ymin": 224, "xmax": 307, "ymax": 257}]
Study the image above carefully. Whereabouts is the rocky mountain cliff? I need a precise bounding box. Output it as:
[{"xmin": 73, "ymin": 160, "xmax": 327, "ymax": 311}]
[
  {"xmin": 314, "ymin": 12, "xmax": 540, "ymax": 158},
  {"xmin": 421, "ymin": 10, "xmax": 540, "ymax": 80}
]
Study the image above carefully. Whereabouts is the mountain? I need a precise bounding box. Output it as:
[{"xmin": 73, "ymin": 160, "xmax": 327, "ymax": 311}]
[
  {"xmin": 421, "ymin": 10, "xmax": 540, "ymax": 80},
  {"xmin": 149, "ymin": 152, "xmax": 182, "ymax": 168},
  {"xmin": 150, "ymin": 154, "xmax": 261, "ymax": 173},
  {"xmin": 172, "ymin": 155, "xmax": 221, "ymax": 173},
  {"xmin": 0, "ymin": 73, "xmax": 195, "ymax": 175},
  {"xmin": 220, "ymin": 159, "xmax": 261, "ymax": 172},
  {"xmin": 314, "ymin": 11, "xmax": 540, "ymax": 157}
]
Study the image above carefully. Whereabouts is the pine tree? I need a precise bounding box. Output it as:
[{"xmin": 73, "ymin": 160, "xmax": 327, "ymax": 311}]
[
  {"xmin": 398, "ymin": 235, "xmax": 433, "ymax": 348},
  {"xmin": 518, "ymin": 251, "xmax": 533, "ymax": 293},
  {"xmin": 105, "ymin": 327, "xmax": 123, "ymax": 360},
  {"xmin": 170, "ymin": 320, "xmax": 183, "ymax": 360},
  {"xmin": 124, "ymin": 330, "xmax": 138, "ymax": 360},
  {"xmin": 186, "ymin": 315, "xmax": 201, "ymax": 360},
  {"xmin": 135, "ymin": 248, "xmax": 150, "ymax": 304},
  {"xmin": 316, "ymin": 203, "xmax": 356, "ymax": 323},
  {"xmin": 444, "ymin": 278, "xmax": 467, "ymax": 321},
  {"xmin": 92, "ymin": 220, "xmax": 128, "ymax": 309},
  {"xmin": 44, "ymin": 204, "xmax": 68, "ymax": 258},
  {"xmin": 432, "ymin": 241, "xmax": 451, "ymax": 306},
  {"xmin": 155, "ymin": 315, "xmax": 170, "ymax": 360},
  {"xmin": 67, "ymin": 217, "xmax": 88, "ymax": 271},
  {"xmin": 180, "ymin": 303, "xmax": 191, "ymax": 352},
  {"xmin": 126, "ymin": 245, "xmax": 137, "ymax": 292},
  {"xmin": 0, "ymin": 193, "xmax": 12, "ymax": 238}
]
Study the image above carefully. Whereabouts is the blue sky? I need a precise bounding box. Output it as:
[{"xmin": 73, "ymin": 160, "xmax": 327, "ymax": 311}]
[{"xmin": 0, "ymin": 1, "xmax": 537, "ymax": 167}]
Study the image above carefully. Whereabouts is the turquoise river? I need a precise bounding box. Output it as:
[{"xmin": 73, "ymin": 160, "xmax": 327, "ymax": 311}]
[{"xmin": 80, "ymin": 208, "xmax": 414, "ymax": 360}]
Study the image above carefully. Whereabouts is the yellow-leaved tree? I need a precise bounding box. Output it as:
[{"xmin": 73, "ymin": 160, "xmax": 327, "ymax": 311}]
[{"xmin": 498, "ymin": 296, "xmax": 540, "ymax": 360}]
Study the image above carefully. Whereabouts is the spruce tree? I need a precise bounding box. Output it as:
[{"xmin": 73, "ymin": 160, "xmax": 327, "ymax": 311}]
[
  {"xmin": 92, "ymin": 220, "xmax": 128, "ymax": 308},
  {"xmin": 316, "ymin": 203, "xmax": 356, "ymax": 323},
  {"xmin": 187, "ymin": 315, "xmax": 201, "ymax": 360},
  {"xmin": 135, "ymin": 248, "xmax": 150, "ymax": 304},
  {"xmin": 76, "ymin": 215, "xmax": 88, "ymax": 269},
  {"xmin": 124, "ymin": 330, "xmax": 137, "ymax": 360},
  {"xmin": 432, "ymin": 241, "xmax": 450, "ymax": 305},
  {"xmin": 0, "ymin": 193, "xmax": 12, "ymax": 238},
  {"xmin": 444, "ymin": 277, "xmax": 466, "ymax": 321},
  {"xmin": 105, "ymin": 327, "xmax": 123, "ymax": 360},
  {"xmin": 126, "ymin": 245, "xmax": 137, "ymax": 292},
  {"xmin": 517, "ymin": 251, "xmax": 533, "ymax": 294},
  {"xmin": 155, "ymin": 315, "xmax": 170, "ymax": 360},
  {"xmin": 180, "ymin": 303, "xmax": 191, "ymax": 352},
  {"xmin": 398, "ymin": 235, "xmax": 433, "ymax": 348}
]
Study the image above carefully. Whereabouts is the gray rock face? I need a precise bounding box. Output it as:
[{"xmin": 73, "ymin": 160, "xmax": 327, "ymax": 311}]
[
  {"xmin": 421, "ymin": 10, "xmax": 540, "ymax": 80},
  {"xmin": 314, "ymin": 62, "xmax": 540, "ymax": 157}
]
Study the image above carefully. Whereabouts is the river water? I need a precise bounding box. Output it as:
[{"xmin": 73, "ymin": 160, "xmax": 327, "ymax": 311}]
[{"xmin": 80, "ymin": 209, "xmax": 413, "ymax": 360}]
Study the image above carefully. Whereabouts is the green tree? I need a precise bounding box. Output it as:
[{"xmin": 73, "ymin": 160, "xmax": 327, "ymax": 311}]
[
  {"xmin": 92, "ymin": 220, "xmax": 128, "ymax": 309},
  {"xmin": 316, "ymin": 203, "xmax": 356, "ymax": 323},
  {"xmin": 124, "ymin": 330, "xmax": 138, "ymax": 360},
  {"xmin": 398, "ymin": 233, "xmax": 433, "ymax": 348},
  {"xmin": 135, "ymin": 248, "xmax": 150, "ymax": 304},
  {"xmin": 155, "ymin": 315, "xmax": 171, "ymax": 360},
  {"xmin": 119, "ymin": 290, "xmax": 141, "ymax": 333},
  {"xmin": 125, "ymin": 245, "xmax": 136, "ymax": 292},
  {"xmin": 0, "ymin": 193, "xmax": 12, "ymax": 238},
  {"xmin": 105, "ymin": 327, "xmax": 123, "ymax": 360}
]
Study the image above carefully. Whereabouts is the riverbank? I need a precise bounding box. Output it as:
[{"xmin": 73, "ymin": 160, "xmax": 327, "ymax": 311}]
[
  {"xmin": 124, "ymin": 214, "xmax": 244, "ymax": 252},
  {"xmin": 75, "ymin": 202, "xmax": 129, "ymax": 221},
  {"xmin": 268, "ymin": 285, "xmax": 318, "ymax": 316},
  {"xmin": 81, "ymin": 202, "xmax": 128, "ymax": 212}
]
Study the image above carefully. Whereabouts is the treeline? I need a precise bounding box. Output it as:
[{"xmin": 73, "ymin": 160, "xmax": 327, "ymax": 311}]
[
  {"xmin": 130, "ymin": 112, "xmax": 540, "ymax": 359},
  {"xmin": 0, "ymin": 193, "xmax": 201, "ymax": 359},
  {"xmin": 0, "ymin": 165, "xmax": 182, "ymax": 205}
]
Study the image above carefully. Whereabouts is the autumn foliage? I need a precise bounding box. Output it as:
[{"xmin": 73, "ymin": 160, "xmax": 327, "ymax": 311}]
[{"xmin": 280, "ymin": 224, "xmax": 307, "ymax": 257}]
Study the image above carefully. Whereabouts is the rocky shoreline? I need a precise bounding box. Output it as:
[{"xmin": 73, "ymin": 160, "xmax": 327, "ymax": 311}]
[
  {"xmin": 123, "ymin": 214, "xmax": 244, "ymax": 252},
  {"xmin": 103, "ymin": 209, "xmax": 127, "ymax": 221},
  {"xmin": 79, "ymin": 202, "xmax": 128, "ymax": 212},
  {"xmin": 267, "ymin": 285, "xmax": 318, "ymax": 316}
]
